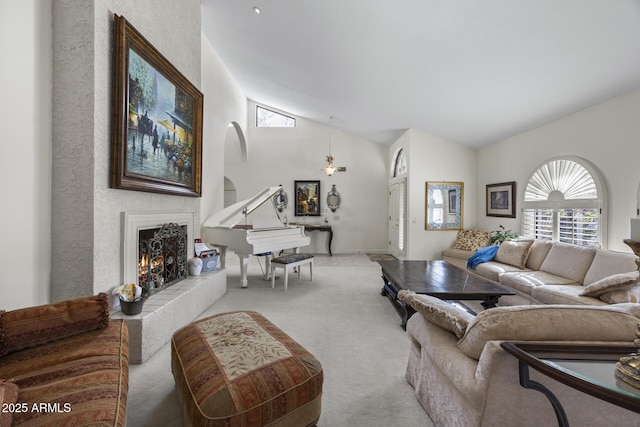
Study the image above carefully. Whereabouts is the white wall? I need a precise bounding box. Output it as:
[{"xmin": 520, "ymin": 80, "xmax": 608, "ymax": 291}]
[
  {"xmin": 223, "ymin": 101, "xmax": 389, "ymax": 254},
  {"xmin": 391, "ymin": 129, "xmax": 477, "ymax": 260},
  {"xmin": 477, "ymin": 88, "xmax": 640, "ymax": 253},
  {"xmin": 200, "ymin": 34, "xmax": 247, "ymax": 226},
  {"xmin": 0, "ymin": 0, "xmax": 52, "ymax": 310}
]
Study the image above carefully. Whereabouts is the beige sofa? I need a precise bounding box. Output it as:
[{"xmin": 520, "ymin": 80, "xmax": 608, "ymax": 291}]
[
  {"xmin": 399, "ymin": 291, "xmax": 640, "ymax": 427},
  {"xmin": 444, "ymin": 238, "xmax": 639, "ymax": 306}
]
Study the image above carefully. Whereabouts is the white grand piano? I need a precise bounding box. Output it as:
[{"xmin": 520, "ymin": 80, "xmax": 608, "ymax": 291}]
[{"xmin": 202, "ymin": 186, "xmax": 310, "ymax": 287}]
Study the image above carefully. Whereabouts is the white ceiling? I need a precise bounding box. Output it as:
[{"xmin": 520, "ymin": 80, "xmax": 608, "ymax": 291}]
[{"xmin": 201, "ymin": 0, "xmax": 640, "ymax": 148}]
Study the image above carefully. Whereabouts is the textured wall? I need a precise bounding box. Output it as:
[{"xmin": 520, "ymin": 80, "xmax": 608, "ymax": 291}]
[{"xmin": 52, "ymin": 0, "xmax": 202, "ymax": 300}]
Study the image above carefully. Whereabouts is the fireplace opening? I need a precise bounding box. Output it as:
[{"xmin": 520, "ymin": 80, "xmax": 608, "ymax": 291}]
[{"xmin": 138, "ymin": 223, "xmax": 187, "ymax": 297}]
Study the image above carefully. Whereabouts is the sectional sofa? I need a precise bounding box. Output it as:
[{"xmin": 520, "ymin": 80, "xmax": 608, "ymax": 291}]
[
  {"xmin": 413, "ymin": 236, "xmax": 640, "ymax": 425},
  {"xmin": 444, "ymin": 237, "xmax": 640, "ymax": 306}
]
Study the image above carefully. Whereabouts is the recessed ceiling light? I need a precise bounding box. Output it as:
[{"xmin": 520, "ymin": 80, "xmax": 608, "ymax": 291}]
[{"xmin": 253, "ymin": 7, "xmax": 261, "ymax": 14}]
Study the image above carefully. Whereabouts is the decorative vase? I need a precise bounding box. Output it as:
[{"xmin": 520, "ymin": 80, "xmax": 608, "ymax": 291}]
[{"xmin": 188, "ymin": 257, "xmax": 203, "ymax": 276}]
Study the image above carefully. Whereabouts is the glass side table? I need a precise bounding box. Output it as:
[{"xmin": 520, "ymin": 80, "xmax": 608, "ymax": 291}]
[{"xmin": 501, "ymin": 342, "xmax": 640, "ymax": 427}]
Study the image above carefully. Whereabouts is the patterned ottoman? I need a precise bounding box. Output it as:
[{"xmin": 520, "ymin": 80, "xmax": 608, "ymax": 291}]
[{"xmin": 171, "ymin": 311, "xmax": 323, "ymax": 426}]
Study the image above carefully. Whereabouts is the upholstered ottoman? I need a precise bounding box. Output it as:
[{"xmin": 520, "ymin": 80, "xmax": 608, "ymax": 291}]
[{"xmin": 171, "ymin": 311, "xmax": 323, "ymax": 427}]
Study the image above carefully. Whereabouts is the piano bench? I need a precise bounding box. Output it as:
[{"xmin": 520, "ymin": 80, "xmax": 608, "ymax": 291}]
[{"xmin": 271, "ymin": 254, "xmax": 314, "ymax": 291}]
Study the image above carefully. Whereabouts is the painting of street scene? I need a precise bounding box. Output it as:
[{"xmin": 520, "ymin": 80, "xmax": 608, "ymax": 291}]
[
  {"xmin": 126, "ymin": 49, "xmax": 194, "ymax": 186},
  {"xmin": 295, "ymin": 180, "xmax": 321, "ymax": 216}
]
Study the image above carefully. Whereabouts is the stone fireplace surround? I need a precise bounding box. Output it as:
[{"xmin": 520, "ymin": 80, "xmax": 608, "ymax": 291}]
[{"xmin": 111, "ymin": 211, "xmax": 226, "ymax": 364}]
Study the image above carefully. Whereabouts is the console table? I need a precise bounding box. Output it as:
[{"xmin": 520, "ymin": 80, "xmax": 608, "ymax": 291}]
[
  {"xmin": 501, "ymin": 342, "xmax": 640, "ymax": 426},
  {"xmin": 293, "ymin": 224, "xmax": 333, "ymax": 255}
]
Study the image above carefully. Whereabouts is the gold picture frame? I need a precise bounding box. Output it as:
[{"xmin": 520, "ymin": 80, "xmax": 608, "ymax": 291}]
[
  {"xmin": 426, "ymin": 182, "xmax": 464, "ymax": 230},
  {"xmin": 111, "ymin": 15, "xmax": 203, "ymax": 197}
]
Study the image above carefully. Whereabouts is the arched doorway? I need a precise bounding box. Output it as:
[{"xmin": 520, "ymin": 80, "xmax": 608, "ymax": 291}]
[{"xmin": 224, "ymin": 177, "xmax": 237, "ymax": 208}]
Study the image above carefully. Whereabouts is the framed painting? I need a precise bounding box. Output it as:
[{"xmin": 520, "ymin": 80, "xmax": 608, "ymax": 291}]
[
  {"xmin": 486, "ymin": 181, "xmax": 516, "ymax": 218},
  {"xmin": 294, "ymin": 180, "xmax": 321, "ymax": 216},
  {"xmin": 448, "ymin": 189, "xmax": 457, "ymax": 214},
  {"xmin": 111, "ymin": 15, "xmax": 203, "ymax": 197}
]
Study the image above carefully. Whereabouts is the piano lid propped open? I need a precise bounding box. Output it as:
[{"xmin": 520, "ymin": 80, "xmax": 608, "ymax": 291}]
[{"xmin": 203, "ymin": 186, "xmax": 284, "ymax": 229}]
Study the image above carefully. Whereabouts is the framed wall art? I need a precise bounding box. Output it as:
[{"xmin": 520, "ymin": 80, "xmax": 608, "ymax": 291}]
[
  {"xmin": 486, "ymin": 181, "xmax": 516, "ymax": 218},
  {"xmin": 111, "ymin": 15, "xmax": 203, "ymax": 197},
  {"xmin": 294, "ymin": 180, "xmax": 321, "ymax": 216},
  {"xmin": 448, "ymin": 189, "xmax": 457, "ymax": 214}
]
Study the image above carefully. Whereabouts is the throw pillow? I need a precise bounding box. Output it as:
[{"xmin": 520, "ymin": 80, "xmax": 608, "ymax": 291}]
[
  {"xmin": 494, "ymin": 240, "xmax": 534, "ymax": 269},
  {"xmin": 398, "ymin": 290, "xmax": 474, "ymax": 338},
  {"xmin": 525, "ymin": 240, "xmax": 554, "ymax": 270},
  {"xmin": 539, "ymin": 242, "xmax": 597, "ymax": 284},
  {"xmin": 453, "ymin": 229, "xmax": 490, "ymax": 252},
  {"xmin": 0, "ymin": 380, "xmax": 19, "ymax": 427},
  {"xmin": 582, "ymin": 250, "xmax": 639, "ymax": 286},
  {"xmin": 457, "ymin": 304, "xmax": 640, "ymax": 360},
  {"xmin": 580, "ymin": 272, "xmax": 640, "ymax": 303},
  {"xmin": 0, "ymin": 293, "xmax": 110, "ymax": 357}
]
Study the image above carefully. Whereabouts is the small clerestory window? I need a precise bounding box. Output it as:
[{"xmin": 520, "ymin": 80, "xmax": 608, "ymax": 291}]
[{"xmin": 256, "ymin": 106, "xmax": 296, "ymax": 128}]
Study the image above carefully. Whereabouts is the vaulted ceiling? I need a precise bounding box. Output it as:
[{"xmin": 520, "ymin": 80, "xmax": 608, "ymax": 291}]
[{"xmin": 201, "ymin": 0, "xmax": 640, "ymax": 148}]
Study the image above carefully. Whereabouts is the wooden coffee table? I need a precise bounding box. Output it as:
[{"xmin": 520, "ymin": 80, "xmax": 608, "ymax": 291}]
[{"xmin": 379, "ymin": 259, "xmax": 515, "ymax": 329}]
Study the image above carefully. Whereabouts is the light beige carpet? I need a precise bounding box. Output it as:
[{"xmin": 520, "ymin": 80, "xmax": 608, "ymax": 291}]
[{"xmin": 127, "ymin": 253, "xmax": 434, "ymax": 427}]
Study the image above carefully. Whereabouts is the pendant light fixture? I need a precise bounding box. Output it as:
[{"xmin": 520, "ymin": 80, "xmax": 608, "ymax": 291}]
[{"xmin": 322, "ymin": 116, "xmax": 337, "ymax": 176}]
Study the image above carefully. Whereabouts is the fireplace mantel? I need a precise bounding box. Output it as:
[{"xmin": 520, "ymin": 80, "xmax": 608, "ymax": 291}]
[{"xmin": 123, "ymin": 211, "xmax": 195, "ymax": 286}]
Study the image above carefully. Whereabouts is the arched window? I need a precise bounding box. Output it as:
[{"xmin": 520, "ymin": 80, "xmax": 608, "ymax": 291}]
[
  {"xmin": 522, "ymin": 157, "xmax": 605, "ymax": 247},
  {"xmin": 392, "ymin": 148, "xmax": 407, "ymax": 177}
]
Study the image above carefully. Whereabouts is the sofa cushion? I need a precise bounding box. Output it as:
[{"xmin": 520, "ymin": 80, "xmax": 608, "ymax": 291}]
[
  {"xmin": 525, "ymin": 240, "xmax": 554, "ymax": 270},
  {"xmin": 498, "ymin": 270, "xmax": 576, "ymax": 296},
  {"xmin": 473, "ymin": 261, "xmax": 528, "ymax": 282},
  {"xmin": 457, "ymin": 304, "xmax": 639, "ymax": 360},
  {"xmin": 582, "ymin": 250, "xmax": 638, "ymax": 286},
  {"xmin": 494, "ymin": 240, "xmax": 534, "ymax": 269},
  {"xmin": 0, "ymin": 380, "xmax": 19, "ymax": 427},
  {"xmin": 453, "ymin": 229, "xmax": 490, "ymax": 251},
  {"xmin": 532, "ymin": 284, "xmax": 609, "ymax": 305},
  {"xmin": 580, "ymin": 272, "xmax": 640, "ymax": 303},
  {"xmin": 0, "ymin": 293, "xmax": 110, "ymax": 357},
  {"xmin": 539, "ymin": 242, "xmax": 597, "ymax": 284},
  {"xmin": 398, "ymin": 291, "xmax": 475, "ymax": 338}
]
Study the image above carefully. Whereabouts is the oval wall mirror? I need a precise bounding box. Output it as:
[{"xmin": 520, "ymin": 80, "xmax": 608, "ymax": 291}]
[
  {"xmin": 327, "ymin": 184, "xmax": 341, "ymax": 212},
  {"xmin": 272, "ymin": 187, "xmax": 288, "ymax": 212}
]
